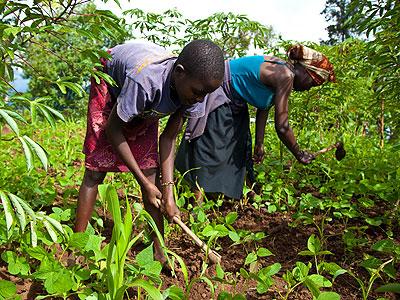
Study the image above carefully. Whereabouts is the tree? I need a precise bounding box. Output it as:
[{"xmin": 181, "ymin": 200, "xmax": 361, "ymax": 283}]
[
  {"xmin": 321, "ymin": 0, "xmax": 359, "ymax": 44},
  {"xmin": 22, "ymin": 3, "xmax": 131, "ymax": 114},
  {"xmin": 125, "ymin": 8, "xmax": 276, "ymax": 58},
  {"xmin": 346, "ymin": 0, "xmax": 400, "ymax": 138},
  {"xmin": 0, "ymin": 0, "xmax": 125, "ymax": 241}
]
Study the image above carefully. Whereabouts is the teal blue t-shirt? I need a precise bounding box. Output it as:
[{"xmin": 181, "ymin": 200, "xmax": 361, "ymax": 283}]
[{"xmin": 229, "ymin": 56, "xmax": 275, "ymax": 110}]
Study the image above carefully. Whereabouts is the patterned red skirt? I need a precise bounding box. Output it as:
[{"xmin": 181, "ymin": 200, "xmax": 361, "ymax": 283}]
[{"xmin": 83, "ymin": 65, "xmax": 159, "ymax": 172}]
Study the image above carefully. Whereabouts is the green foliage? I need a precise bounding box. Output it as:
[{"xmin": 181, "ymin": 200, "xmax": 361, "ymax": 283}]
[
  {"xmin": 321, "ymin": 0, "xmax": 359, "ymax": 44},
  {"xmin": 21, "ymin": 3, "xmax": 130, "ymax": 114},
  {"xmin": 0, "ymin": 2, "xmax": 399, "ymax": 299},
  {"xmin": 125, "ymin": 8, "xmax": 275, "ymax": 58},
  {"xmin": 1, "ymin": 250, "xmax": 30, "ymax": 276},
  {"xmin": 98, "ymin": 184, "xmax": 163, "ymax": 300},
  {"xmin": 346, "ymin": 0, "xmax": 400, "ymax": 129},
  {"xmin": 0, "ymin": 280, "xmax": 20, "ymax": 300}
]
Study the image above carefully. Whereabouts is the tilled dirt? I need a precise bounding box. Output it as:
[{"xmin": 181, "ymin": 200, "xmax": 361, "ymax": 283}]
[{"xmin": 2, "ymin": 199, "xmax": 399, "ymax": 300}]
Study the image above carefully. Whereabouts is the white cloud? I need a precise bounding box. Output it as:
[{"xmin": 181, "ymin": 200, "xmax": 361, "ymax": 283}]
[{"xmin": 95, "ymin": 0, "xmax": 329, "ymax": 42}]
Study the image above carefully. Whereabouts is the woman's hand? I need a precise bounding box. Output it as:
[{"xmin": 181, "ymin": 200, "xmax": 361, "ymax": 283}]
[
  {"xmin": 142, "ymin": 181, "xmax": 162, "ymax": 208},
  {"xmin": 162, "ymin": 198, "xmax": 181, "ymax": 221},
  {"xmin": 160, "ymin": 186, "xmax": 180, "ymax": 220},
  {"xmin": 296, "ymin": 150, "xmax": 315, "ymax": 165},
  {"xmin": 253, "ymin": 143, "xmax": 265, "ymax": 164}
]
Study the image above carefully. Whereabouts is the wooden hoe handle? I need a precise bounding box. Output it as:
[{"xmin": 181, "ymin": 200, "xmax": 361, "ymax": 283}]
[
  {"xmin": 173, "ymin": 216, "xmax": 222, "ymax": 264},
  {"xmin": 314, "ymin": 142, "xmax": 341, "ymax": 156}
]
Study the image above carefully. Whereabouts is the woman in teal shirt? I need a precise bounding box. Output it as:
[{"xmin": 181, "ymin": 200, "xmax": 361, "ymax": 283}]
[{"xmin": 176, "ymin": 44, "xmax": 336, "ymax": 201}]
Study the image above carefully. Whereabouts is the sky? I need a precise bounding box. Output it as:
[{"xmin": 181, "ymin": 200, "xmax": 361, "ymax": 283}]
[{"xmin": 96, "ymin": 0, "xmax": 330, "ymax": 42}]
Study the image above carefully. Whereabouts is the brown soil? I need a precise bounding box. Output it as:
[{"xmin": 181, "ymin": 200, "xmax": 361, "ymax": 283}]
[{"xmin": 2, "ymin": 197, "xmax": 399, "ymax": 300}]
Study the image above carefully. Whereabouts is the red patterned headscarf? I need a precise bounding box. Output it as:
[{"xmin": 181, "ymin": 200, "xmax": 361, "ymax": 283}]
[{"xmin": 287, "ymin": 44, "xmax": 336, "ymax": 85}]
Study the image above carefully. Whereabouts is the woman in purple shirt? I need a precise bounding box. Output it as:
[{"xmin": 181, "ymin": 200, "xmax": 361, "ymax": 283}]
[{"xmin": 75, "ymin": 40, "xmax": 224, "ymax": 265}]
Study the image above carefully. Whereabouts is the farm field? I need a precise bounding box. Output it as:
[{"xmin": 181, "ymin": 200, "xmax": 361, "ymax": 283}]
[
  {"xmin": 0, "ymin": 120, "xmax": 398, "ymax": 299},
  {"xmin": 1, "ymin": 0, "xmax": 399, "ymax": 299}
]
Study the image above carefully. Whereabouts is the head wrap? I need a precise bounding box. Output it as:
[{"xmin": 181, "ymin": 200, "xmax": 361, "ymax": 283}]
[{"xmin": 287, "ymin": 44, "xmax": 336, "ymax": 85}]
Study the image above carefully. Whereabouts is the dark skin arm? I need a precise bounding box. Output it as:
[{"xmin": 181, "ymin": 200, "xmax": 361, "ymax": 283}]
[
  {"xmin": 159, "ymin": 108, "xmax": 186, "ymax": 220},
  {"xmin": 254, "ymin": 108, "xmax": 269, "ymax": 164},
  {"xmin": 259, "ymin": 59, "xmax": 314, "ymax": 164},
  {"xmin": 105, "ymin": 104, "xmax": 162, "ymax": 207}
]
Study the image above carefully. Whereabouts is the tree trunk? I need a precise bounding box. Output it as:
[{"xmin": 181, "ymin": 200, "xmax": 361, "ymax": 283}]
[{"xmin": 380, "ymin": 98, "xmax": 384, "ymax": 148}]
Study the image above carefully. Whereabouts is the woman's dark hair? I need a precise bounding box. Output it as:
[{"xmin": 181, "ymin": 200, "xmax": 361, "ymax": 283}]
[{"xmin": 176, "ymin": 39, "xmax": 224, "ymax": 81}]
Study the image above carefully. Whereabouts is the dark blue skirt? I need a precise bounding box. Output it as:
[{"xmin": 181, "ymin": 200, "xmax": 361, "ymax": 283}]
[{"xmin": 176, "ymin": 102, "xmax": 250, "ymax": 199}]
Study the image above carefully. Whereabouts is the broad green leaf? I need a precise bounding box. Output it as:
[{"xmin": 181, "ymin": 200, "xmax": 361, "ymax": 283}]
[
  {"xmin": 0, "ymin": 109, "xmax": 19, "ymax": 136},
  {"xmin": 18, "ymin": 136, "xmax": 33, "ymax": 171},
  {"xmin": 308, "ymin": 274, "xmax": 332, "ymax": 288},
  {"xmin": 307, "ymin": 234, "xmax": 321, "ymax": 254},
  {"xmin": 43, "ymin": 215, "xmax": 64, "ymax": 235},
  {"xmin": 1, "ymin": 251, "xmax": 29, "ymax": 276},
  {"xmin": 8, "ymin": 194, "xmax": 27, "ymax": 231},
  {"xmin": 37, "ymin": 106, "xmax": 55, "ymax": 128},
  {"xmin": 30, "ymin": 221, "xmax": 38, "ymax": 247},
  {"xmin": 42, "ymin": 219, "xmax": 58, "ymax": 242},
  {"xmin": 333, "ymin": 268, "xmax": 348, "ymax": 280},
  {"xmin": 240, "ymin": 267, "xmax": 249, "ymax": 279},
  {"xmin": 365, "ymin": 217, "xmax": 382, "ymax": 226},
  {"xmin": 304, "ymin": 276, "xmax": 321, "ymax": 298},
  {"xmin": 298, "ymin": 250, "xmax": 314, "ymax": 256},
  {"xmin": 136, "ymin": 244, "xmax": 153, "ymax": 267},
  {"xmin": 217, "ymin": 291, "xmax": 232, "ymax": 300},
  {"xmin": 197, "ymin": 209, "xmax": 206, "ymax": 222},
  {"xmin": 26, "ymin": 246, "xmax": 49, "ymax": 261},
  {"xmin": 244, "ymin": 252, "xmax": 257, "ymax": 265},
  {"xmin": 228, "ymin": 231, "xmax": 240, "ymax": 242},
  {"xmin": 0, "ymin": 280, "xmax": 17, "ymax": 299},
  {"xmin": 361, "ymin": 257, "xmax": 382, "ymax": 270},
  {"xmin": 293, "ymin": 262, "xmax": 310, "ymax": 281},
  {"xmin": 74, "ymin": 268, "xmax": 90, "ymax": 281},
  {"xmin": 0, "ymin": 191, "xmax": 14, "ymax": 234},
  {"xmin": 68, "ymin": 232, "xmax": 89, "ymax": 250},
  {"xmin": 214, "ymin": 224, "xmax": 229, "ymax": 237},
  {"xmin": 257, "ymin": 247, "xmax": 273, "ymax": 257},
  {"xmin": 216, "ymin": 263, "xmax": 224, "ymax": 279},
  {"xmin": 225, "ymin": 212, "xmax": 238, "ymax": 225},
  {"xmin": 163, "ymin": 285, "xmax": 184, "ymax": 300},
  {"xmin": 22, "ymin": 135, "xmax": 48, "ymax": 171},
  {"xmin": 202, "ymin": 224, "xmax": 217, "ymax": 237},
  {"xmin": 376, "ymin": 283, "xmax": 400, "ymax": 294},
  {"xmin": 44, "ymin": 269, "xmax": 74, "ymax": 294},
  {"xmin": 12, "ymin": 194, "xmax": 36, "ymax": 221},
  {"xmin": 262, "ymin": 263, "xmax": 281, "ymax": 277},
  {"xmin": 372, "ymin": 239, "xmax": 396, "ymax": 253},
  {"xmin": 317, "ymin": 291, "xmax": 341, "ymax": 300},
  {"xmin": 3, "ymin": 26, "xmax": 22, "ymax": 37},
  {"xmin": 319, "ymin": 262, "xmax": 344, "ymax": 276},
  {"xmin": 142, "ymin": 261, "xmax": 162, "ymax": 278}
]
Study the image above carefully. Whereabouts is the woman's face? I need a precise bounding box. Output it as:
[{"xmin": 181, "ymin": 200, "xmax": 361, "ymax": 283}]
[
  {"xmin": 293, "ymin": 63, "xmax": 319, "ymax": 91},
  {"xmin": 172, "ymin": 64, "xmax": 222, "ymax": 106}
]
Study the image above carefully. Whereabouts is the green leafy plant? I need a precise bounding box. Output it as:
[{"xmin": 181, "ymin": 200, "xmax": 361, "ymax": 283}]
[
  {"xmin": 281, "ymin": 261, "xmax": 339, "ymax": 300},
  {"xmin": 97, "ymin": 184, "xmax": 163, "ymax": 300},
  {"xmin": 0, "ymin": 190, "xmax": 65, "ymax": 246},
  {"xmin": 241, "ymin": 261, "xmax": 281, "ymax": 295},
  {"xmin": 299, "ymin": 234, "xmax": 333, "ymax": 275},
  {"xmin": 0, "ymin": 280, "xmax": 21, "ymax": 300}
]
